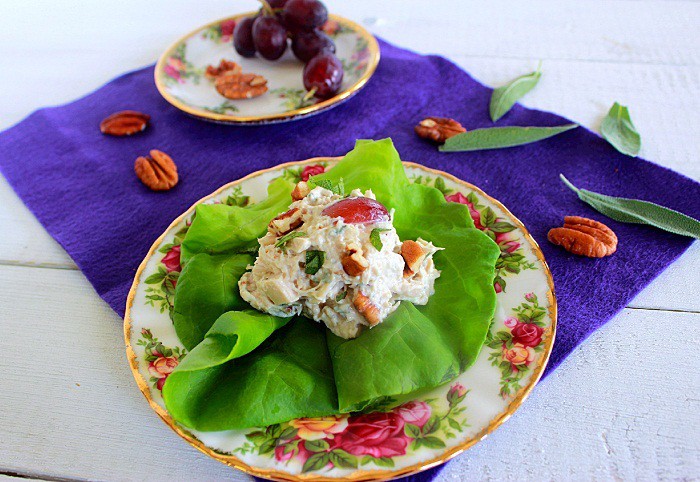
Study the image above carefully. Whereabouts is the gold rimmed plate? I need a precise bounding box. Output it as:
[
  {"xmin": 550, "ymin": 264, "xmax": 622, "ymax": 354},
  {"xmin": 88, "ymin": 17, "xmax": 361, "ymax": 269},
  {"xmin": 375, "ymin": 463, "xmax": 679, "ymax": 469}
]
[
  {"xmin": 124, "ymin": 158, "xmax": 556, "ymax": 481},
  {"xmin": 154, "ymin": 14, "xmax": 380, "ymax": 125}
]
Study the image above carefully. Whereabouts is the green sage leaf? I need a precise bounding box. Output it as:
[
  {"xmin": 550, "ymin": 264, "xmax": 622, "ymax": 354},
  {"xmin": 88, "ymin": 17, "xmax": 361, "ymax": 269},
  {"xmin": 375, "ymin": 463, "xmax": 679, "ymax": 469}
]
[
  {"xmin": 305, "ymin": 250, "xmax": 325, "ymax": 275},
  {"xmin": 369, "ymin": 228, "xmax": 390, "ymax": 251},
  {"xmin": 490, "ymin": 64, "xmax": 542, "ymax": 122},
  {"xmin": 600, "ymin": 102, "xmax": 641, "ymax": 157},
  {"xmin": 311, "ymin": 177, "xmax": 345, "ymax": 196},
  {"xmin": 560, "ymin": 175, "xmax": 700, "ymax": 239},
  {"xmin": 274, "ymin": 231, "xmax": 307, "ymax": 251},
  {"xmin": 440, "ymin": 124, "xmax": 578, "ymax": 152}
]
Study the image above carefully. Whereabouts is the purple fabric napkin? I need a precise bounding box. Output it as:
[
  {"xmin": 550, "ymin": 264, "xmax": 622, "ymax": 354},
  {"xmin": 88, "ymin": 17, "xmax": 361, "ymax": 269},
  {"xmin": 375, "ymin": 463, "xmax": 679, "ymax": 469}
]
[{"xmin": 0, "ymin": 38, "xmax": 698, "ymax": 481}]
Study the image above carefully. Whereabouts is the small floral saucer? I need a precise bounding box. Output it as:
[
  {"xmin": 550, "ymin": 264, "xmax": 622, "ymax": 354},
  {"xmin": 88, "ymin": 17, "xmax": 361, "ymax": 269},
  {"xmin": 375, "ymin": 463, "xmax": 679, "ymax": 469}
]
[
  {"xmin": 154, "ymin": 14, "xmax": 380, "ymax": 125},
  {"xmin": 124, "ymin": 159, "xmax": 556, "ymax": 481}
]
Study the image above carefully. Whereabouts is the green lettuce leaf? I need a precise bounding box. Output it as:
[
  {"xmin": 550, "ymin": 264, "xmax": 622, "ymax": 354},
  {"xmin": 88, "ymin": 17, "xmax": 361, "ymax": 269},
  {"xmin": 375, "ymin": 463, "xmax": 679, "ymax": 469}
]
[
  {"xmin": 163, "ymin": 139, "xmax": 500, "ymax": 430},
  {"xmin": 163, "ymin": 312, "xmax": 337, "ymax": 430},
  {"xmin": 172, "ymin": 253, "xmax": 253, "ymax": 350},
  {"xmin": 180, "ymin": 177, "xmax": 295, "ymax": 265}
]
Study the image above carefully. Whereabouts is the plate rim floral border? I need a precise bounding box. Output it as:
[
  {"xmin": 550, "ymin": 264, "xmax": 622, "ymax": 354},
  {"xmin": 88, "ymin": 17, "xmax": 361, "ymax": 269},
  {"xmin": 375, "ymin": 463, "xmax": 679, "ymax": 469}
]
[
  {"xmin": 124, "ymin": 158, "xmax": 557, "ymax": 481},
  {"xmin": 154, "ymin": 13, "xmax": 381, "ymax": 125}
]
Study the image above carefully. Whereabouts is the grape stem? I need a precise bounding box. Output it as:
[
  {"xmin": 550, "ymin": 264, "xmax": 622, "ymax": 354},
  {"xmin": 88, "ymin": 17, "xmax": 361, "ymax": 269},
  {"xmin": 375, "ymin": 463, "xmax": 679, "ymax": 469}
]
[
  {"xmin": 257, "ymin": 0, "xmax": 275, "ymax": 16},
  {"xmin": 302, "ymin": 87, "xmax": 318, "ymax": 103}
]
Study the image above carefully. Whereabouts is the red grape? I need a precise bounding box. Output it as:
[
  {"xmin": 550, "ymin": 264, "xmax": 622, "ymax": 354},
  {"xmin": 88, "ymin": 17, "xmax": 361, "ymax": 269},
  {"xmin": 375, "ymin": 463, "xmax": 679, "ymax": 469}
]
[
  {"xmin": 283, "ymin": 0, "xmax": 328, "ymax": 31},
  {"xmin": 303, "ymin": 52, "xmax": 343, "ymax": 99},
  {"xmin": 322, "ymin": 197, "xmax": 390, "ymax": 224},
  {"xmin": 233, "ymin": 16, "xmax": 257, "ymax": 57},
  {"xmin": 292, "ymin": 30, "xmax": 335, "ymax": 62},
  {"xmin": 252, "ymin": 16, "xmax": 288, "ymax": 60}
]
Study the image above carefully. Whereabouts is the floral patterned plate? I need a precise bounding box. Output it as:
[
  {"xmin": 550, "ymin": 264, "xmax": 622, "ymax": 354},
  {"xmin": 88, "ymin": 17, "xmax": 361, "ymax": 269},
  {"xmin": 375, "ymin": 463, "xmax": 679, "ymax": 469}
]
[
  {"xmin": 124, "ymin": 159, "xmax": 556, "ymax": 481},
  {"xmin": 155, "ymin": 13, "xmax": 379, "ymax": 125}
]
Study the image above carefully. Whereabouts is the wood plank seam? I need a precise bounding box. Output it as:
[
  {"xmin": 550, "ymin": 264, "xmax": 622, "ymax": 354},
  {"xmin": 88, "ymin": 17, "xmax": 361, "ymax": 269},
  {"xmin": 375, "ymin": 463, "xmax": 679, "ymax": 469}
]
[{"xmin": 0, "ymin": 469, "xmax": 83, "ymax": 482}]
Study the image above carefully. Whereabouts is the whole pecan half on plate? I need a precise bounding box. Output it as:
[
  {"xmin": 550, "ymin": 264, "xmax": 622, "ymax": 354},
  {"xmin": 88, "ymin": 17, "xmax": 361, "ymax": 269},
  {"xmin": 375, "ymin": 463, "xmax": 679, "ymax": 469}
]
[
  {"xmin": 100, "ymin": 111, "xmax": 150, "ymax": 137},
  {"xmin": 134, "ymin": 150, "xmax": 179, "ymax": 191},
  {"xmin": 215, "ymin": 73, "xmax": 268, "ymax": 100},
  {"xmin": 415, "ymin": 117, "xmax": 466, "ymax": 143},
  {"xmin": 548, "ymin": 216, "xmax": 618, "ymax": 257}
]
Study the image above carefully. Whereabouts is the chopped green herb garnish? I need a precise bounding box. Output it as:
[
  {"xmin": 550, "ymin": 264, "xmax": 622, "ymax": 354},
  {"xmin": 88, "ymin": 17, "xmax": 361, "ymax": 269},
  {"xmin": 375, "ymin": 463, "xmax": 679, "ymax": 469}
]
[
  {"xmin": 370, "ymin": 228, "xmax": 390, "ymax": 251},
  {"xmin": 305, "ymin": 250, "xmax": 325, "ymax": 275},
  {"xmin": 275, "ymin": 231, "xmax": 307, "ymax": 252},
  {"xmin": 335, "ymin": 290, "xmax": 347, "ymax": 301},
  {"xmin": 311, "ymin": 177, "xmax": 345, "ymax": 196}
]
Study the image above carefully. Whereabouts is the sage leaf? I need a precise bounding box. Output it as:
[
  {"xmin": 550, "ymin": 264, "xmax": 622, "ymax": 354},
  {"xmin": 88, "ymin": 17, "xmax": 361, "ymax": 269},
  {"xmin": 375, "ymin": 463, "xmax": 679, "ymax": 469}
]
[
  {"xmin": 600, "ymin": 102, "xmax": 641, "ymax": 157},
  {"xmin": 274, "ymin": 231, "xmax": 307, "ymax": 251},
  {"xmin": 440, "ymin": 124, "xmax": 578, "ymax": 152},
  {"xmin": 311, "ymin": 177, "xmax": 345, "ymax": 196},
  {"xmin": 490, "ymin": 64, "xmax": 542, "ymax": 122},
  {"xmin": 369, "ymin": 228, "xmax": 390, "ymax": 251},
  {"xmin": 305, "ymin": 250, "xmax": 325, "ymax": 275},
  {"xmin": 560, "ymin": 175, "xmax": 700, "ymax": 239}
]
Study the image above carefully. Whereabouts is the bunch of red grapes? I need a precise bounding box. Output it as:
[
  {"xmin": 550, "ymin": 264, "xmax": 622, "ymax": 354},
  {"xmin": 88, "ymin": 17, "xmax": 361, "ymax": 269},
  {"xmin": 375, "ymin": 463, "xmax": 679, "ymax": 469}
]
[{"xmin": 233, "ymin": 0, "xmax": 343, "ymax": 100}]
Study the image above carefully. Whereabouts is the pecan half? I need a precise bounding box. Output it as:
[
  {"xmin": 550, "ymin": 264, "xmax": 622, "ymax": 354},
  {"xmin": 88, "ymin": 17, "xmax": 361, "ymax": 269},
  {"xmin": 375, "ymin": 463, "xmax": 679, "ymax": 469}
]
[
  {"xmin": 134, "ymin": 150, "xmax": 178, "ymax": 191},
  {"xmin": 401, "ymin": 240, "xmax": 427, "ymax": 276},
  {"xmin": 269, "ymin": 208, "xmax": 303, "ymax": 236},
  {"xmin": 414, "ymin": 117, "xmax": 466, "ymax": 143},
  {"xmin": 205, "ymin": 59, "xmax": 242, "ymax": 80},
  {"xmin": 342, "ymin": 242, "xmax": 369, "ymax": 277},
  {"xmin": 291, "ymin": 181, "xmax": 310, "ymax": 201},
  {"xmin": 215, "ymin": 72, "xmax": 268, "ymax": 99},
  {"xmin": 548, "ymin": 216, "xmax": 617, "ymax": 258},
  {"xmin": 353, "ymin": 292, "xmax": 381, "ymax": 326},
  {"xmin": 100, "ymin": 111, "xmax": 150, "ymax": 137}
]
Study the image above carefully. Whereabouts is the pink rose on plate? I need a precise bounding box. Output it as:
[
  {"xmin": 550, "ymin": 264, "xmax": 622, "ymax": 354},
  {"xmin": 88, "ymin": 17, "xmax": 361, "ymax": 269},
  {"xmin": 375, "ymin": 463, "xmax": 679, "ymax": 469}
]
[
  {"xmin": 148, "ymin": 356, "xmax": 178, "ymax": 390},
  {"xmin": 220, "ymin": 19, "xmax": 236, "ymax": 42},
  {"xmin": 395, "ymin": 401, "xmax": 431, "ymax": 428},
  {"xmin": 502, "ymin": 343, "xmax": 535, "ymax": 366},
  {"xmin": 494, "ymin": 280, "xmax": 503, "ymax": 293},
  {"xmin": 511, "ymin": 322, "xmax": 543, "ymax": 347},
  {"xmin": 525, "ymin": 292, "xmax": 536, "ymax": 302},
  {"xmin": 444, "ymin": 192, "xmax": 468, "ymax": 204},
  {"xmin": 495, "ymin": 231, "xmax": 520, "ymax": 253},
  {"xmin": 301, "ymin": 164, "xmax": 326, "ymax": 182},
  {"xmin": 162, "ymin": 245, "xmax": 182, "ymax": 273},
  {"xmin": 164, "ymin": 65, "xmax": 181, "ymax": 82},
  {"xmin": 275, "ymin": 439, "xmax": 313, "ymax": 463},
  {"xmin": 164, "ymin": 57, "xmax": 185, "ymax": 83},
  {"xmin": 330, "ymin": 411, "xmax": 409, "ymax": 458},
  {"xmin": 503, "ymin": 316, "xmax": 518, "ymax": 328},
  {"xmin": 449, "ymin": 383, "xmax": 467, "ymax": 398},
  {"xmin": 445, "ymin": 192, "xmax": 484, "ymax": 230},
  {"xmin": 447, "ymin": 383, "xmax": 468, "ymax": 406}
]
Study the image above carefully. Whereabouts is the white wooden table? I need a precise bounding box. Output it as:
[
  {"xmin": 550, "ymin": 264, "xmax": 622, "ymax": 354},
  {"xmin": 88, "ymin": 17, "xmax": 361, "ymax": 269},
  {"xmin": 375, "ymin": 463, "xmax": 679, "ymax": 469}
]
[{"xmin": 1, "ymin": 1, "xmax": 698, "ymax": 480}]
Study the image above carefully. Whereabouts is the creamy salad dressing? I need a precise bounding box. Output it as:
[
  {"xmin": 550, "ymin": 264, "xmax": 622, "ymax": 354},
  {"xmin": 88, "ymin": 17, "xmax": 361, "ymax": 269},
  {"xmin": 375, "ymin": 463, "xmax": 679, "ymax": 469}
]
[{"xmin": 239, "ymin": 185, "xmax": 441, "ymax": 339}]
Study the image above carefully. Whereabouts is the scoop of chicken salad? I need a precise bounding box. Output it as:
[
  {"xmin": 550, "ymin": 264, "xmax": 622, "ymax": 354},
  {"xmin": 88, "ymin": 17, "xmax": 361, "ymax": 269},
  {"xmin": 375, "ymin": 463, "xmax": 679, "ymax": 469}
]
[{"xmin": 238, "ymin": 180, "xmax": 442, "ymax": 339}]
